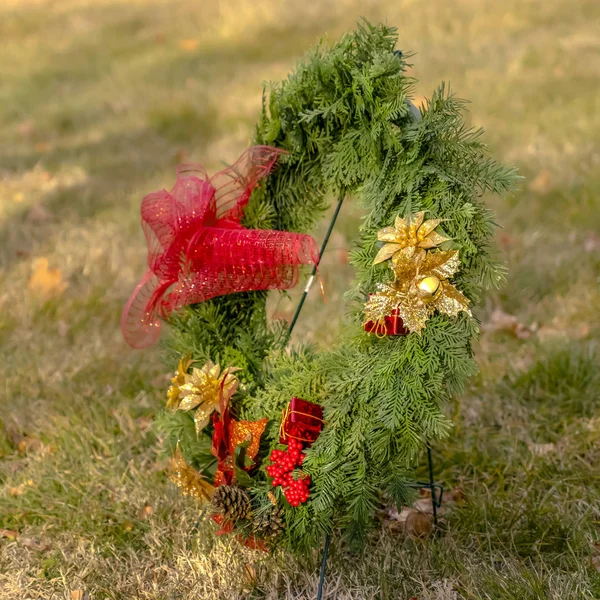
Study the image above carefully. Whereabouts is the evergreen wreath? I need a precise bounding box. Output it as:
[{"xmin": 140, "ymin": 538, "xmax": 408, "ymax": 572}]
[{"xmin": 124, "ymin": 21, "xmax": 517, "ymax": 552}]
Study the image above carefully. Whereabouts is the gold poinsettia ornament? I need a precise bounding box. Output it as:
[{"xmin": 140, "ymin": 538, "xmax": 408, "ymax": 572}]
[
  {"xmin": 176, "ymin": 359, "xmax": 240, "ymax": 435},
  {"xmin": 372, "ymin": 211, "xmax": 449, "ymax": 266},
  {"xmin": 364, "ymin": 250, "xmax": 471, "ymax": 334}
]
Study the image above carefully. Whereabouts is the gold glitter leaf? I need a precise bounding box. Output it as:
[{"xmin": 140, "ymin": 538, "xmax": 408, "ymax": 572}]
[
  {"xmin": 167, "ymin": 354, "xmax": 194, "ymax": 410},
  {"xmin": 373, "ymin": 243, "xmax": 403, "ymax": 265},
  {"xmin": 363, "ymin": 285, "xmax": 403, "ymax": 326},
  {"xmin": 417, "ymin": 230, "xmax": 448, "ymax": 249},
  {"xmin": 421, "ymin": 250, "xmax": 460, "ymax": 280},
  {"xmin": 434, "ymin": 282, "xmax": 471, "ymax": 317},
  {"xmin": 394, "ymin": 215, "xmax": 409, "ymax": 231},
  {"xmin": 177, "ymin": 393, "xmax": 202, "ymax": 412},
  {"xmin": 193, "ymin": 404, "xmax": 214, "ymax": 435},
  {"xmin": 397, "ymin": 297, "xmax": 430, "ymax": 334},
  {"xmin": 416, "ymin": 218, "xmax": 441, "ymax": 238},
  {"xmin": 377, "ymin": 226, "xmax": 400, "ymax": 242},
  {"xmin": 411, "ymin": 211, "xmax": 425, "ymax": 229},
  {"xmin": 168, "ymin": 445, "xmax": 214, "ymax": 501}
]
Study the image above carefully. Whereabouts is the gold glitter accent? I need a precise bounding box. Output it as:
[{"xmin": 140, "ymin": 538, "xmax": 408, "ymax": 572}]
[
  {"xmin": 364, "ymin": 249, "xmax": 471, "ymax": 334},
  {"xmin": 229, "ymin": 418, "xmax": 268, "ymax": 461},
  {"xmin": 373, "ymin": 211, "xmax": 449, "ymax": 266},
  {"xmin": 166, "ymin": 354, "xmax": 194, "ymax": 409},
  {"xmin": 168, "ymin": 445, "xmax": 214, "ymax": 501},
  {"xmin": 177, "ymin": 360, "xmax": 240, "ymax": 435}
]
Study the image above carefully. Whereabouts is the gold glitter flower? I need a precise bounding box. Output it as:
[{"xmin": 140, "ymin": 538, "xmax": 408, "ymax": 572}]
[
  {"xmin": 177, "ymin": 360, "xmax": 240, "ymax": 435},
  {"xmin": 364, "ymin": 250, "xmax": 471, "ymax": 334},
  {"xmin": 167, "ymin": 354, "xmax": 194, "ymax": 410},
  {"xmin": 372, "ymin": 211, "xmax": 449, "ymax": 265},
  {"xmin": 168, "ymin": 444, "xmax": 214, "ymax": 501}
]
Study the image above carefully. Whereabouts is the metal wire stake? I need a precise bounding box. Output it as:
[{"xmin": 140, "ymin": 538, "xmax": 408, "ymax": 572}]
[
  {"xmin": 426, "ymin": 442, "xmax": 438, "ymax": 529},
  {"xmin": 316, "ymin": 533, "xmax": 332, "ymax": 600},
  {"xmin": 284, "ymin": 190, "xmax": 346, "ymax": 344}
]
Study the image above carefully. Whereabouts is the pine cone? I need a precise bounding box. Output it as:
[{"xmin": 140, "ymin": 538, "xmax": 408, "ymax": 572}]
[
  {"xmin": 211, "ymin": 486, "xmax": 252, "ymax": 521},
  {"xmin": 254, "ymin": 504, "xmax": 286, "ymax": 538}
]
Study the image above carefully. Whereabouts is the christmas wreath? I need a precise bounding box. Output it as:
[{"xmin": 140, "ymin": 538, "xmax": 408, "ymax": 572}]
[{"xmin": 122, "ymin": 22, "xmax": 516, "ymax": 552}]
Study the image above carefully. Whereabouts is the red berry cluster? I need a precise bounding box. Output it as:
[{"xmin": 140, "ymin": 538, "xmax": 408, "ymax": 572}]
[{"xmin": 265, "ymin": 439, "xmax": 310, "ymax": 507}]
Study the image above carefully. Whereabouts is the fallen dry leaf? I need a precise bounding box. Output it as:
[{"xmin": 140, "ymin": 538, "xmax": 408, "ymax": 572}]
[
  {"xmin": 384, "ymin": 506, "xmax": 433, "ymax": 536},
  {"xmin": 28, "ymin": 258, "xmax": 67, "ymax": 297},
  {"xmin": 584, "ymin": 232, "xmax": 600, "ymax": 253},
  {"xmin": 445, "ymin": 487, "xmax": 466, "ymax": 504},
  {"xmin": 529, "ymin": 169, "xmax": 553, "ymax": 194},
  {"xmin": 243, "ymin": 562, "xmax": 257, "ymax": 591},
  {"xmin": 18, "ymin": 119, "xmax": 35, "ymax": 138},
  {"xmin": 0, "ymin": 529, "xmax": 19, "ymax": 540},
  {"xmin": 498, "ymin": 232, "xmax": 513, "ymax": 251},
  {"xmin": 412, "ymin": 496, "xmax": 436, "ymax": 515},
  {"xmin": 9, "ymin": 479, "xmax": 34, "ymax": 496},
  {"xmin": 537, "ymin": 322, "xmax": 590, "ymax": 342},
  {"xmin": 572, "ymin": 323, "xmax": 590, "ymax": 340},
  {"xmin": 5, "ymin": 426, "xmax": 24, "ymax": 449},
  {"xmin": 27, "ymin": 203, "xmax": 53, "ymax": 223},
  {"xmin": 17, "ymin": 436, "xmax": 42, "ymax": 454},
  {"xmin": 58, "ymin": 320, "xmax": 69, "ymax": 337},
  {"xmin": 34, "ymin": 142, "xmax": 51, "ymax": 153},
  {"xmin": 18, "ymin": 536, "xmax": 52, "ymax": 552},
  {"xmin": 592, "ymin": 543, "xmax": 600, "ymax": 572},
  {"xmin": 381, "ymin": 486, "xmax": 465, "ymax": 537},
  {"xmin": 484, "ymin": 308, "xmax": 532, "ymax": 339},
  {"xmin": 419, "ymin": 485, "xmax": 465, "ymax": 506},
  {"xmin": 179, "ymin": 39, "xmax": 199, "ymax": 51},
  {"xmin": 406, "ymin": 509, "xmax": 434, "ymax": 536}
]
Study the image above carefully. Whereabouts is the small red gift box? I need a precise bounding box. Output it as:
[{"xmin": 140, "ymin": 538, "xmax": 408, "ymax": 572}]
[
  {"xmin": 279, "ymin": 397, "xmax": 324, "ymax": 446},
  {"xmin": 363, "ymin": 308, "xmax": 408, "ymax": 336}
]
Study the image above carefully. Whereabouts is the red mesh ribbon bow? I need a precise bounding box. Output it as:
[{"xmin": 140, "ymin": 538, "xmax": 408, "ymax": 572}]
[{"xmin": 121, "ymin": 146, "xmax": 319, "ymax": 348}]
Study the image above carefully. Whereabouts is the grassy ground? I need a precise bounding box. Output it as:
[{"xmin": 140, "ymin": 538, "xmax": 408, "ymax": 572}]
[{"xmin": 1, "ymin": 0, "xmax": 599, "ymax": 598}]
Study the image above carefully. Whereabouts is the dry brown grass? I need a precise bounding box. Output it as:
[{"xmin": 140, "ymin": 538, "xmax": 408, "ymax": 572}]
[{"xmin": 1, "ymin": 0, "xmax": 599, "ymax": 598}]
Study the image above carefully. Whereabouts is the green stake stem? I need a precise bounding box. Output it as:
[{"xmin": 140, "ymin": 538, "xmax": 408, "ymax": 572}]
[
  {"xmin": 426, "ymin": 442, "xmax": 438, "ymax": 529},
  {"xmin": 316, "ymin": 533, "xmax": 332, "ymax": 600},
  {"xmin": 284, "ymin": 190, "xmax": 346, "ymax": 344}
]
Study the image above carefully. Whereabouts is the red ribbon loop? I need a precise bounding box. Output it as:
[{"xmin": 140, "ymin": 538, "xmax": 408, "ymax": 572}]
[{"xmin": 121, "ymin": 146, "xmax": 319, "ymax": 348}]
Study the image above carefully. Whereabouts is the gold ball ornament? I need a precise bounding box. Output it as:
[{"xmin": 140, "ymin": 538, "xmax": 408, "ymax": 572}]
[{"xmin": 416, "ymin": 276, "xmax": 441, "ymax": 302}]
